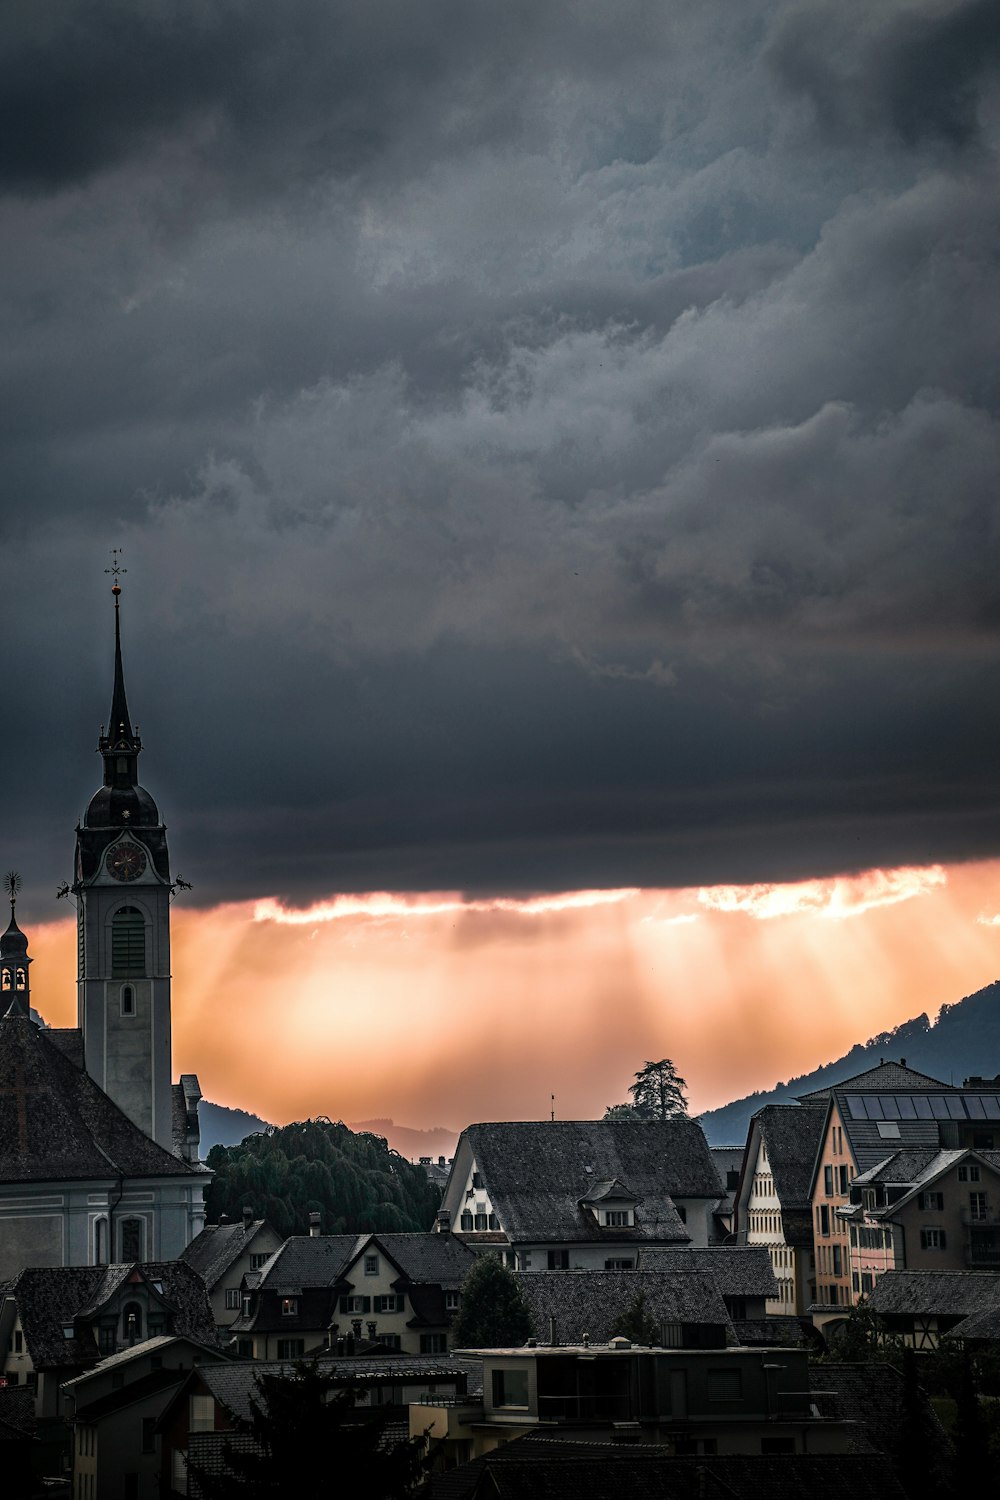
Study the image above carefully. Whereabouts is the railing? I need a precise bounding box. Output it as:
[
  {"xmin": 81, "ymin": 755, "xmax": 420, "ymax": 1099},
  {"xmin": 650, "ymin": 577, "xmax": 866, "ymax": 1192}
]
[
  {"xmin": 536, "ymin": 1394, "xmax": 634, "ymax": 1422},
  {"xmin": 965, "ymin": 1244, "xmax": 1000, "ymax": 1266},
  {"xmin": 960, "ymin": 1209, "xmax": 1000, "ymax": 1227}
]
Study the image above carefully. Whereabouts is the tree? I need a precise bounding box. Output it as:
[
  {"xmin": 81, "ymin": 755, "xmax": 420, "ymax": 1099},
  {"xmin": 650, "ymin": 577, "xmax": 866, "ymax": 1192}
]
[
  {"xmin": 607, "ymin": 1060, "xmax": 688, "ymax": 1120},
  {"xmin": 204, "ymin": 1118, "xmax": 441, "ymax": 1238},
  {"xmin": 618, "ymin": 1290, "xmax": 657, "ymax": 1346},
  {"xmin": 188, "ymin": 1361, "xmax": 433, "ymax": 1500},
  {"xmin": 602, "ymin": 1103, "xmax": 643, "ymax": 1122},
  {"xmin": 452, "ymin": 1254, "xmax": 532, "ymax": 1347}
]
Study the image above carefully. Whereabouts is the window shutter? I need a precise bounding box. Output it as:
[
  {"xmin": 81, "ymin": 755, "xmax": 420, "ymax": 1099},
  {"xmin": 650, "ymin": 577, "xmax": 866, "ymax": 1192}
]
[
  {"xmin": 917, "ymin": 1193, "xmax": 924, "ymax": 1209},
  {"xmin": 363, "ymin": 1297, "xmax": 371, "ymax": 1313},
  {"xmin": 940, "ymin": 1231, "xmax": 947, "ymax": 1249},
  {"xmin": 339, "ymin": 1296, "xmax": 349, "ymax": 1314}
]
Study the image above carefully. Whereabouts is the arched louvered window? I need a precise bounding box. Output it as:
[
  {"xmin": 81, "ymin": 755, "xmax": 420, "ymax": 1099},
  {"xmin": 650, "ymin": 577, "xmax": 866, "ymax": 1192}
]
[
  {"xmin": 122, "ymin": 1302, "xmax": 143, "ymax": 1342},
  {"xmin": 112, "ymin": 908, "xmax": 146, "ymax": 977},
  {"xmin": 120, "ymin": 1217, "xmax": 143, "ymax": 1261}
]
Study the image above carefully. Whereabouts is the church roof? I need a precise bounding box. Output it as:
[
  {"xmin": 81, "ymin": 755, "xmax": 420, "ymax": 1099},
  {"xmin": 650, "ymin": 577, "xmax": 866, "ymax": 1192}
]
[{"xmin": 0, "ymin": 1016, "xmax": 203, "ymax": 1183}]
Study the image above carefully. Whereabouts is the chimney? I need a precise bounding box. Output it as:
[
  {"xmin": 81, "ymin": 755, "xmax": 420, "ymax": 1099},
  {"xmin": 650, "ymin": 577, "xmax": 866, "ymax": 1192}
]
[
  {"xmin": 436, "ymin": 1211, "xmax": 451, "ymax": 1234},
  {"xmin": 308, "ymin": 1212, "xmax": 321, "ymax": 1237},
  {"xmin": 438, "ymin": 1156, "xmax": 446, "ymax": 1166},
  {"xmin": 242, "ymin": 1206, "xmax": 253, "ymax": 1230},
  {"xmin": 548, "ymin": 1315, "xmax": 559, "ymax": 1347}
]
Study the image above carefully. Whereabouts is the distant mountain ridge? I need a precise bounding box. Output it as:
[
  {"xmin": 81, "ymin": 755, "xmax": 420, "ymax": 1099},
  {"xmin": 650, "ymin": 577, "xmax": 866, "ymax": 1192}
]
[
  {"xmin": 197, "ymin": 1102, "xmax": 458, "ymax": 1162},
  {"xmin": 698, "ymin": 978, "xmax": 1000, "ymax": 1146}
]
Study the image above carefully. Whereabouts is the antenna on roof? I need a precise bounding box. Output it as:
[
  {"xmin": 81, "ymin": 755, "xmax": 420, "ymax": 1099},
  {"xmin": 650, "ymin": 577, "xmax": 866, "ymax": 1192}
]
[{"xmin": 551, "ymin": 1094, "xmax": 556, "ymax": 1122}]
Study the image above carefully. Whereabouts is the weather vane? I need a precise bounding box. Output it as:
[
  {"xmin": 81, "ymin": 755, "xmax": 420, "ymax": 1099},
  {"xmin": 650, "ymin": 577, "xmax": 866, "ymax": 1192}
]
[
  {"xmin": 5, "ymin": 871, "xmax": 21, "ymax": 908},
  {"xmin": 105, "ymin": 548, "xmax": 126, "ymax": 598}
]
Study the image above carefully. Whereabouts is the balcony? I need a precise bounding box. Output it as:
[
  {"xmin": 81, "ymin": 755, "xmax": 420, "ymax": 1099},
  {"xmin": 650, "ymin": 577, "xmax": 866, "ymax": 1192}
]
[{"xmin": 961, "ymin": 1209, "xmax": 1000, "ymax": 1227}]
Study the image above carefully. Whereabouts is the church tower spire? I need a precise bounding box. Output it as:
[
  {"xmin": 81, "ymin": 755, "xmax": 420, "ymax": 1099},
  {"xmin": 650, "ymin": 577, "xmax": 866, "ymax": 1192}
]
[
  {"xmin": 0, "ymin": 872, "xmax": 31, "ymax": 1019},
  {"xmin": 99, "ymin": 566, "xmax": 142, "ymax": 790},
  {"xmin": 74, "ymin": 558, "xmax": 174, "ymax": 1150}
]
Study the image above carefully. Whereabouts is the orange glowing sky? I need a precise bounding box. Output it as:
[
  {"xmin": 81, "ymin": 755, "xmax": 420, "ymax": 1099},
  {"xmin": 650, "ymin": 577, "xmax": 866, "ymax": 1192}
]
[{"xmin": 25, "ymin": 857, "xmax": 1000, "ymax": 1135}]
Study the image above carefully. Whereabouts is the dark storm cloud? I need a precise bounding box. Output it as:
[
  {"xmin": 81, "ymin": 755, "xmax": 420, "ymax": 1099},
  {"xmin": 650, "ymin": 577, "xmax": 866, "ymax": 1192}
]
[
  {"xmin": 2, "ymin": 0, "xmax": 999, "ymax": 910},
  {"xmin": 770, "ymin": 0, "xmax": 1000, "ymax": 150}
]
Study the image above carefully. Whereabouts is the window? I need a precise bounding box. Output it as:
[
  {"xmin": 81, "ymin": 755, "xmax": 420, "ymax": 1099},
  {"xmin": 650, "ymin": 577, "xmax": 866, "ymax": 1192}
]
[
  {"xmin": 838, "ymin": 1165, "xmax": 850, "ymax": 1194},
  {"xmin": 824, "ymin": 1166, "xmax": 834, "ymax": 1196},
  {"xmin": 472, "ymin": 1172, "xmax": 483, "ymax": 1189},
  {"xmin": 969, "ymin": 1193, "xmax": 988, "ymax": 1221},
  {"xmin": 604, "ymin": 1210, "xmax": 630, "ymax": 1227},
  {"xmin": 547, "ymin": 1251, "xmax": 569, "ymax": 1269},
  {"xmin": 279, "ymin": 1297, "xmax": 298, "ymax": 1317},
  {"xmin": 276, "ymin": 1339, "xmax": 305, "ymax": 1359},
  {"xmin": 605, "ymin": 1258, "xmax": 634, "ymax": 1270},
  {"xmin": 122, "ymin": 1303, "xmax": 143, "ymax": 1342},
  {"xmin": 474, "ymin": 1212, "xmax": 489, "ymax": 1230},
  {"xmin": 492, "ymin": 1368, "xmax": 529, "ymax": 1408},
  {"xmin": 111, "ymin": 908, "xmax": 146, "ymax": 978},
  {"xmin": 340, "ymin": 1295, "xmax": 370, "ymax": 1314},
  {"xmin": 120, "ymin": 1218, "xmax": 143, "ymax": 1262},
  {"xmin": 819, "ymin": 1205, "xmax": 830, "ymax": 1236},
  {"xmin": 959, "ymin": 1165, "xmax": 981, "ymax": 1182},
  {"xmin": 364, "ymin": 1255, "xmax": 379, "ymax": 1276},
  {"xmin": 121, "ymin": 986, "xmax": 135, "ymax": 1016},
  {"xmin": 189, "ymin": 1394, "xmax": 214, "ymax": 1433},
  {"xmin": 420, "ymin": 1333, "xmax": 448, "ymax": 1354},
  {"xmin": 236, "ymin": 1339, "xmax": 253, "ymax": 1358},
  {"xmin": 94, "ymin": 1217, "xmax": 108, "ymax": 1266},
  {"xmin": 918, "ymin": 1192, "xmax": 944, "ymax": 1211},
  {"xmin": 707, "ymin": 1369, "xmax": 742, "ymax": 1401},
  {"xmin": 861, "ymin": 1272, "xmax": 873, "ymax": 1294},
  {"xmin": 832, "ymin": 1245, "xmax": 842, "ymax": 1277},
  {"xmin": 374, "ymin": 1295, "xmax": 401, "ymax": 1313},
  {"xmin": 460, "ymin": 1212, "xmax": 474, "ymax": 1231},
  {"xmin": 250, "ymin": 1253, "xmax": 271, "ymax": 1270},
  {"xmin": 99, "ymin": 1324, "xmax": 116, "ymax": 1354},
  {"xmin": 445, "ymin": 1291, "xmax": 460, "ymax": 1310},
  {"xmin": 920, "ymin": 1228, "xmax": 947, "ymax": 1250},
  {"xmin": 241, "ymin": 1295, "xmax": 252, "ymax": 1318},
  {"xmin": 225, "ymin": 1289, "xmax": 241, "ymax": 1310}
]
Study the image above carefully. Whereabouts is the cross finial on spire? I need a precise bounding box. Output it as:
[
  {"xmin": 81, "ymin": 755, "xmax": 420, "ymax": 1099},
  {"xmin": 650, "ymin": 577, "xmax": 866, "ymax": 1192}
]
[
  {"xmin": 5, "ymin": 872, "xmax": 20, "ymax": 913},
  {"xmin": 105, "ymin": 547, "xmax": 127, "ymax": 601}
]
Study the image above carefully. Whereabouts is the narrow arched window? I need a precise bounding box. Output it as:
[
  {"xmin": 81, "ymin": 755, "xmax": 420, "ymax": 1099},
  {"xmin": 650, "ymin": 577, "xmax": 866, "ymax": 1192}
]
[
  {"xmin": 112, "ymin": 908, "xmax": 146, "ymax": 978},
  {"xmin": 15, "ymin": 968, "xmax": 25, "ymax": 991},
  {"xmin": 121, "ymin": 986, "xmax": 135, "ymax": 1016},
  {"xmin": 1, "ymin": 970, "xmax": 10, "ymax": 991},
  {"xmin": 120, "ymin": 1217, "xmax": 143, "ymax": 1262},
  {"xmin": 94, "ymin": 1218, "xmax": 108, "ymax": 1266},
  {"xmin": 122, "ymin": 1302, "xmax": 143, "ymax": 1342}
]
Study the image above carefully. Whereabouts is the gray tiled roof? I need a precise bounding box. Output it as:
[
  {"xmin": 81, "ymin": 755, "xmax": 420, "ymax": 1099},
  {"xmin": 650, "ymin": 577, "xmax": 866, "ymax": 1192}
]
[
  {"xmin": 752, "ymin": 1104, "xmax": 827, "ymax": 1206},
  {"xmin": 12, "ymin": 1261, "xmax": 218, "ymax": 1369},
  {"xmin": 850, "ymin": 1148, "xmax": 946, "ymax": 1185},
  {"xmin": 0, "ymin": 1016, "xmax": 201, "ymax": 1183},
  {"xmin": 255, "ymin": 1235, "xmax": 364, "ymax": 1290},
  {"xmin": 182, "ymin": 1219, "xmax": 274, "ymax": 1289},
  {"xmin": 197, "ymin": 1355, "xmax": 469, "ymax": 1424},
  {"xmin": 513, "ymin": 1269, "xmax": 733, "ymax": 1345},
  {"xmin": 429, "ymin": 1443, "xmax": 909, "ymax": 1500},
  {"xmin": 635, "ymin": 1247, "xmax": 778, "ymax": 1299},
  {"xmin": 811, "ymin": 1361, "xmax": 950, "ymax": 1464},
  {"xmin": 798, "ymin": 1061, "xmax": 951, "ymax": 1100},
  {"xmin": 366, "ymin": 1233, "xmax": 476, "ymax": 1289},
  {"xmin": 868, "ymin": 1269, "xmax": 1000, "ymax": 1318},
  {"xmin": 463, "ymin": 1120, "xmax": 720, "ymax": 1244}
]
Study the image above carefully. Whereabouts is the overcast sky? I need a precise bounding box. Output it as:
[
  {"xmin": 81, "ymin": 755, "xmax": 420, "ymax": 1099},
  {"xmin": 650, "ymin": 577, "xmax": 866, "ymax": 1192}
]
[{"xmin": 4, "ymin": 0, "xmax": 1000, "ymax": 913}]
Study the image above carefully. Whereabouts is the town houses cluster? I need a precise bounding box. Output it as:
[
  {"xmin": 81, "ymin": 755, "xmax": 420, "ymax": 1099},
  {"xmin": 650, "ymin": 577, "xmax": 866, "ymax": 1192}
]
[{"xmin": 0, "ymin": 589, "xmax": 995, "ymax": 1498}]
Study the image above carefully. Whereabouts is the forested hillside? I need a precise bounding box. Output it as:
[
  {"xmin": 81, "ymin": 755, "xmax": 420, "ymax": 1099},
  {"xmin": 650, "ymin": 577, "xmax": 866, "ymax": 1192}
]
[
  {"xmin": 699, "ymin": 979, "xmax": 1000, "ymax": 1145},
  {"xmin": 204, "ymin": 1118, "xmax": 442, "ymax": 1238}
]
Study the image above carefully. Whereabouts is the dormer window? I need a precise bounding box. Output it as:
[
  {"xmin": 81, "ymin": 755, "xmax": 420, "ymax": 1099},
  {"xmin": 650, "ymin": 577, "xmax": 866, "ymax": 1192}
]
[
  {"xmin": 604, "ymin": 1210, "xmax": 632, "ymax": 1227},
  {"xmin": 280, "ymin": 1297, "xmax": 298, "ymax": 1317}
]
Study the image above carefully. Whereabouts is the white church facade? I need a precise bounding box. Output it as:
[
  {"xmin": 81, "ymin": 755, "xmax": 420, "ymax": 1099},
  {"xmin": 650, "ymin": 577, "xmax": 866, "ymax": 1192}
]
[{"xmin": 0, "ymin": 578, "xmax": 208, "ymax": 1277}]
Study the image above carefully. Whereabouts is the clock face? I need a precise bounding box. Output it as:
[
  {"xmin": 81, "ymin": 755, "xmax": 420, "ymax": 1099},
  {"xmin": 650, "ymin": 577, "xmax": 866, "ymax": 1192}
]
[{"xmin": 105, "ymin": 842, "xmax": 147, "ymax": 882}]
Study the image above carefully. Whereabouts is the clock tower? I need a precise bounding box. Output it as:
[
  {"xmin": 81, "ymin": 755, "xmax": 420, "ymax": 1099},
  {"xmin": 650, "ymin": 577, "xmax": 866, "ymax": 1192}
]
[{"xmin": 75, "ymin": 576, "xmax": 174, "ymax": 1150}]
